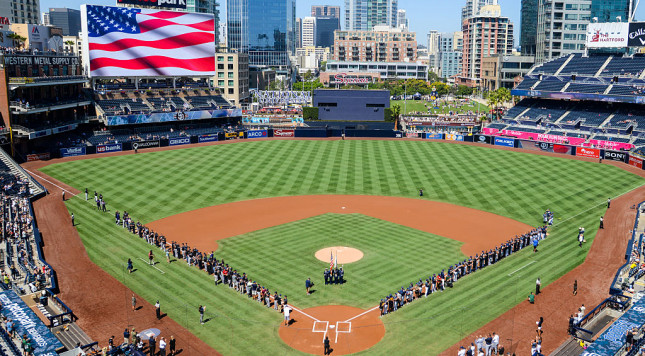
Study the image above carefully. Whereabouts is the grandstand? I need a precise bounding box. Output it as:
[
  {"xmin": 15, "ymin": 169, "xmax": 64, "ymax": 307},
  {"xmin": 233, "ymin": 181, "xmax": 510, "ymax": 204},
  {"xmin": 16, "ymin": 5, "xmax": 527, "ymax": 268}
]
[{"xmin": 482, "ymin": 53, "xmax": 645, "ymax": 152}]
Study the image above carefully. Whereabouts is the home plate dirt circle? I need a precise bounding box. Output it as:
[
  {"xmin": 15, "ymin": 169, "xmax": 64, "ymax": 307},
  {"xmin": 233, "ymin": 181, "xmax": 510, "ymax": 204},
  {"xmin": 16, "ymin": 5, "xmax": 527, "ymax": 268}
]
[
  {"xmin": 279, "ymin": 305, "xmax": 385, "ymax": 355},
  {"xmin": 315, "ymin": 246, "xmax": 364, "ymax": 264}
]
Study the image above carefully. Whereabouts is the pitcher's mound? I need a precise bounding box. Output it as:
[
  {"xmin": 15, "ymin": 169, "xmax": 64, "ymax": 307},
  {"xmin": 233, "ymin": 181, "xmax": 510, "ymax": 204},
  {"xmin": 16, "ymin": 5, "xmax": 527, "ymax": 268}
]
[{"xmin": 315, "ymin": 246, "xmax": 363, "ymax": 264}]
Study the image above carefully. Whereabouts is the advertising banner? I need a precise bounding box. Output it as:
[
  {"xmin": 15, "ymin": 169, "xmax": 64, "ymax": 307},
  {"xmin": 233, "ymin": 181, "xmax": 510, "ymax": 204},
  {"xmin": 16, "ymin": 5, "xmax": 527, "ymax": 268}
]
[
  {"xmin": 445, "ymin": 134, "xmax": 464, "ymax": 141},
  {"xmin": 198, "ymin": 134, "xmax": 219, "ymax": 143},
  {"xmin": 482, "ymin": 127, "xmax": 500, "ymax": 135},
  {"xmin": 425, "ymin": 133, "xmax": 444, "ymax": 140},
  {"xmin": 132, "ymin": 140, "xmax": 159, "ymax": 150},
  {"xmin": 96, "ymin": 143, "xmax": 122, "ymax": 154},
  {"xmin": 29, "ymin": 129, "xmax": 51, "ymax": 139},
  {"xmin": 26, "ymin": 153, "xmax": 51, "ymax": 161},
  {"xmin": 274, "ymin": 129, "xmax": 295, "ymax": 137},
  {"xmin": 499, "ymin": 130, "xmax": 587, "ymax": 146},
  {"xmin": 576, "ymin": 147, "xmax": 600, "ymax": 158},
  {"xmin": 51, "ymin": 124, "xmax": 77, "ymax": 134},
  {"xmin": 586, "ymin": 22, "xmax": 629, "ymax": 48},
  {"xmin": 225, "ymin": 132, "xmax": 238, "ymax": 139},
  {"xmin": 518, "ymin": 140, "xmax": 573, "ymax": 154},
  {"xmin": 247, "ymin": 130, "xmax": 268, "ymax": 138},
  {"xmin": 169, "ymin": 137, "xmax": 191, "ymax": 146},
  {"xmin": 588, "ymin": 139, "xmax": 634, "ymax": 151},
  {"xmin": 60, "ymin": 146, "xmax": 86, "ymax": 157},
  {"xmin": 0, "ymin": 290, "xmax": 64, "ymax": 356},
  {"xmin": 603, "ymin": 150, "xmax": 628, "ymax": 162},
  {"xmin": 629, "ymin": 155, "xmax": 643, "ymax": 169},
  {"xmin": 494, "ymin": 137, "xmax": 515, "ymax": 147},
  {"xmin": 106, "ymin": 108, "xmax": 243, "ymax": 126},
  {"xmin": 553, "ymin": 144, "xmax": 572, "ymax": 154},
  {"xmin": 628, "ymin": 22, "xmax": 645, "ymax": 47},
  {"xmin": 474, "ymin": 135, "xmax": 491, "ymax": 144},
  {"xmin": 406, "ymin": 132, "xmax": 419, "ymax": 138}
]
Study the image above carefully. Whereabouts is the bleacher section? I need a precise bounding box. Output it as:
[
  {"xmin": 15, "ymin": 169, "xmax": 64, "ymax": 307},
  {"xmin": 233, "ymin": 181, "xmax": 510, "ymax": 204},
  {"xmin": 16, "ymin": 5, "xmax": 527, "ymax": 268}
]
[
  {"xmin": 85, "ymin": 123, "xmax": 226, "ymax": 146},
  {"xmin": 566, "ymin": 83, "xmax": 609, "ymax": 94},
  {"xmin": 518, "ymin": 99, "xmax": 570, "ymax": 123},
  {"xmin": 532, "ymin": 55, "xmax": 570, "ymax": 75},
  {"xmin": 95, "ymin": 90, "xmax": 233, "ymax": 117},
  {"xmin": 534, "ymin": 79, "xmax": 568, "ymax": 92},
  {"xmin": 515, "ymin": 77, "xmax": 538, "ymax": 90},
  {"xmin": 559, "ymin": 54, "xmax": 607, "ymax": 75},
  {"xmin": 600, "ymin": 56, "xmax": 645, "ymax": 77}
]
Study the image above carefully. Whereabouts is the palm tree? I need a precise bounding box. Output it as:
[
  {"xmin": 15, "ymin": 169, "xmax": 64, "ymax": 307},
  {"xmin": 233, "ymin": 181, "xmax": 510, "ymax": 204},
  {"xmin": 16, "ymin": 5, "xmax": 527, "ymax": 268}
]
[
  {"xmin": 7, "ymin": 33, "xmax": 26, "ymax": 49},
  {"xmin": 391, "ymin": 104, "xmax": 402, "ymax": 130},
  {"xmin": 486, "ymin": 91, "xmax": 499, "ymax": 121},
  {"xmin": 65, "ymin": 40, "xmax": 75, "ymax": 54}
]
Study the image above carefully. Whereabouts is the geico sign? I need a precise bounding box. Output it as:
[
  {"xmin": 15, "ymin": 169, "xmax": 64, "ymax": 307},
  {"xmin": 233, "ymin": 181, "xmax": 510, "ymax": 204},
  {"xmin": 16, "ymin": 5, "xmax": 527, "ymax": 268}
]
[{"xmin": 334, "ymin": 73, "xmax": 369, "ymax": 84}]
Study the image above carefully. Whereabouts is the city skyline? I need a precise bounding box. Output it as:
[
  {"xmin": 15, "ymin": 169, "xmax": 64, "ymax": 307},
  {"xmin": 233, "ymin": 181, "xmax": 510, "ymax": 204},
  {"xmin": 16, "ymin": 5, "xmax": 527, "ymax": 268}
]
[{"xmin": 37, "ymin": 0, "xmax": 645, "ymax": 45}]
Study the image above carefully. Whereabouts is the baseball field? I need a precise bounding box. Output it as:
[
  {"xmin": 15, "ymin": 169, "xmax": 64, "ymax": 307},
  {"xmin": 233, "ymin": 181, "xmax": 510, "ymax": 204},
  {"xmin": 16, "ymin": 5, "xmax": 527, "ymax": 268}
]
[{"xmin": 39, "ymin": 140, "xmax": 644, "ymax": 355}]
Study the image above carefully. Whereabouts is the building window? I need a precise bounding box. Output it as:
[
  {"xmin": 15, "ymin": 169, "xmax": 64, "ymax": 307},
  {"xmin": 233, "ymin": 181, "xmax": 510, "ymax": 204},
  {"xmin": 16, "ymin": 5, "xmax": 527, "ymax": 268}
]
[
  {"xmin": 228, "ymin": 56, "xmax": 233, "ymax": 61},
  {"xmin": 217, "ymin": 56, "xmax": 224, "ymax": 62},
  {"xmin": 218, "ymin": 64, "xmax": 224, "ymax": 70},
  {"xmin": 228, "ymin": 80, "xmax": 234, "ymax": 86},
  {"xmin": 228, "ymin": 72, "xmax": 234, "ymax": 78},
  {"xmin": 218, "ymin": 80, "xmax": 224, "ymax": 86},
  {"xmin": 218, "ymin": 72, "xmax": 224, "ymax": 78}
]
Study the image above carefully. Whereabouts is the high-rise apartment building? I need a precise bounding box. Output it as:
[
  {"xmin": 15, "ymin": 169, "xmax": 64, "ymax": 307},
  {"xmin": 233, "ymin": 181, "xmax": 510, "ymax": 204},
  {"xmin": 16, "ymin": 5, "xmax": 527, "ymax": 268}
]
[
  {"xmin": 3, "ymin": 0, "xmax": 40, "ymax": 24},
  {"xmin": 227, "ymin": 0, "xmax": 296, "ymax": 67},
  {"xmin": 461, "ymin": 0, "xmax": 494, "ymax": 22},
  {"xmin": 536, "ymin": 0, "xmax": 591, "ymax": 64},
  {"xmin": 439, "ymin": 32, "xmax": 463, "ymax": 78},
  {"xmin": 302, "ymin": 17, "xmax": 316, "ymax": 47},
  {"xmin": 344, "ymin": 0, "xmax": 397, "ymax": 31},
  {"xmin": 460, "ymin": 4, "xmax": 513, "ymax": 85},
  {"xmin": 47, "ymin": 8, "xmax": 81, "ymax": 36},
  {"xmin": 520, "ymin": 0, "xmax": 538, "ymax": 55},
  {"xmin": 396, "ymin": 9, "xmax": 408, "ymax": 29},
  {"xmin": 591, "ymin": 0, "xmax": 630, "ymax": 22},
  {"xmin": 333, "ymin": 26, "xmax": 416, "ymax": 62},
  {"xmin": 311, "ymin": 5, "xmax": 340, "ymax": 19},
  {"xmin": 427, "ymin": 30, "xmax": 441, "ymax": 73},
  {"xmin": 315, "ymin": 17, "xmax": 340, "ymax": 48}
]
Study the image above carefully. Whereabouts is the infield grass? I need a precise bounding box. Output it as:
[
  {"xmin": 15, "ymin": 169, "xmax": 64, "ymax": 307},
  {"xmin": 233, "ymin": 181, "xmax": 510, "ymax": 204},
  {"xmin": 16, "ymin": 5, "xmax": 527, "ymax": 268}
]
[{"xmin": 43, "ymin": 140, "xmax": 644, "ymax": 355}]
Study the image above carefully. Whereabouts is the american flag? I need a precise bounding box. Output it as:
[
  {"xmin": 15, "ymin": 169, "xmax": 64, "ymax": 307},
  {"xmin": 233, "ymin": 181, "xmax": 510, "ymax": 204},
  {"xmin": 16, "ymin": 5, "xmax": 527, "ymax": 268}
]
[
  {"xmin": 85, "ymin": 5, "xmax": 215, "ymax": 76},
  {"xmin": 330, "ymin": 251, "xmax": 334, "ymax": 270}
]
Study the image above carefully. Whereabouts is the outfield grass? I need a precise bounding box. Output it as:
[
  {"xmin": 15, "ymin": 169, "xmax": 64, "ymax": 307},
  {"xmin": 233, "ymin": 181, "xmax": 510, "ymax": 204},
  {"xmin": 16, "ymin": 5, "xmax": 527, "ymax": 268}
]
[
  {"xmin": 43, "ymin": 140, "xmax": 644, "ymax": 354},
  {"xmin": 391, "ymin": 100, "xmax": 489, "ymax": 115}
]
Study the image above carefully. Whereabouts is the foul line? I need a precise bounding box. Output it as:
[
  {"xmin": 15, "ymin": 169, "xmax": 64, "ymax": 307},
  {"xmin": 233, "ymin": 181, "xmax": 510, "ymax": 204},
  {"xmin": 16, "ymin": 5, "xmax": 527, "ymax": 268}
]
[
  {"xmin": 507, "ymin": 260, "xmax": 537, "ymax": 276},
  {"xmin": 25, "ymin": 169, "xmax": 77, "ymax": 196},
  {"xmin": 344, "ymin": 305, "xmax": 379, "ymax": 322},
  {"xmin": 290, "ymin": 305, "xmax": 320, "ymax": 322},
  {"xmin": 137, "ymin": 257, "xmax": 165, "ymax": 274}
]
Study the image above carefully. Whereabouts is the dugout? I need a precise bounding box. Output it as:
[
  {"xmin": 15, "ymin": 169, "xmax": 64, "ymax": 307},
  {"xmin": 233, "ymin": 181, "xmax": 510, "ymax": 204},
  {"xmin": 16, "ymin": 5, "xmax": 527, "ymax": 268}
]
[{"xmin": 313, "ymin": 89, "xmax": 389, "ymax": 121}]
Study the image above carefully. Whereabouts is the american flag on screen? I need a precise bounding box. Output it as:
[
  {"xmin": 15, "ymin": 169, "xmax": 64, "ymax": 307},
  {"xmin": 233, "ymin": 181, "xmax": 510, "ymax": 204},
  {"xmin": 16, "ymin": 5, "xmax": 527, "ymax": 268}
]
[
  {"xmin": 330, "ymin": 251, "xmax": 334, "ymax": 270},
  {"xmin": 85, "ymin": 5, "xmax": 215, "ymax": 76}
]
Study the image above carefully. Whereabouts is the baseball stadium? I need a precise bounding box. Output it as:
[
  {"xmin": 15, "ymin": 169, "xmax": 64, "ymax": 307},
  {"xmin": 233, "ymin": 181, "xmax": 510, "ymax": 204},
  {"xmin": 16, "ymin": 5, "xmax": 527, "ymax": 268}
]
[{"xmin": 2, "ymin": 5, "xmax": 645, "ymax": 356}]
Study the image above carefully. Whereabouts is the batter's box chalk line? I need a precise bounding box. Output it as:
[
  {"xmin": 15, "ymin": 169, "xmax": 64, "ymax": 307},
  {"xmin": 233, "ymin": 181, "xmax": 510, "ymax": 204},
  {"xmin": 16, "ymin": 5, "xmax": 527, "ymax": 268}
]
[
  {"xmin": 312, "ymin": 321, "xmax": 329, "ymax": 342},
  {"xmin": 335, "ymin": 321, "xmax": 351, "ymax": 343}
]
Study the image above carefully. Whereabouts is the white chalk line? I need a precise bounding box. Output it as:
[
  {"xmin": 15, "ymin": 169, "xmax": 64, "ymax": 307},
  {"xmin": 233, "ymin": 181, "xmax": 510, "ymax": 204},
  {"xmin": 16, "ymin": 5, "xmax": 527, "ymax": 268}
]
[
  {"xmin": 25, "ymin": 169, "xmax": 77, "ymax": 196},
  {"xmin": 507, "ymin": 260, "xmax": 537, "ymax": 276},
  {"xmin": 290, "ymin": 305, "xmax": 320, "ymax": 322},
  {"xmin": 137, "ymin": 257, "xmax": 165, "ymax": 274},
  {"xmin": 344, "ymin": 305, "xmax": 379, "ymax": 322},
  {"xmin": 335, "ymin": 321, "xmax": 352, "ymax": 343}
]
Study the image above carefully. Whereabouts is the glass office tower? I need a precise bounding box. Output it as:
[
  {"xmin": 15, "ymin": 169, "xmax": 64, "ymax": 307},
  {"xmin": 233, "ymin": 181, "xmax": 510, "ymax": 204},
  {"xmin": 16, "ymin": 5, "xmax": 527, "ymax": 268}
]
[
  {"xmin": 520, "ymin": 0, "xmax": 538, "ymax": 55},
  {"xmin": 591, "ymin": 0, "xmax": 630, "ymax": 22},
  {"xmin": 227, "ymin": 0, "xmax": 295, "ymax": 67}
]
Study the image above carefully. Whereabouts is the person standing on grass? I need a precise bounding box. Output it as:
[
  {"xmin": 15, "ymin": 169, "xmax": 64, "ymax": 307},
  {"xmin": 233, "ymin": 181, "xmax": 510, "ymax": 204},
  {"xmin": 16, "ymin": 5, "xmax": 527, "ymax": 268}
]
[
  {"xmin": 71, "ymin": 213, "xmax": 74, "ymax": 226},
  {"xmin": 608, "ymin": 198, "xmax": 611, "ymax": 209},
  {"xmin": 536, "ymin": 277, "xmax": 541, "ymax": 295},
  {"xmin": 305, "ymin": 278, "xmax": 312, "ymax": 295},
  {"xmin": 127, "ymin": 258, "xmax": 133, "ymax": 274},
  {"xmin": 85, "ymin": 188, "xmax": 88, "ymax": 201},
  {"xmin": 148, "ymin": 250, "xmax": 154, "ymax": 265},
  {"xmin": 62, "ymin": 191, "xmax": 65, "ymax": 201},
  {"xmin": 199, "ymin": 305, "xmax": 205, "ymax": 324}
]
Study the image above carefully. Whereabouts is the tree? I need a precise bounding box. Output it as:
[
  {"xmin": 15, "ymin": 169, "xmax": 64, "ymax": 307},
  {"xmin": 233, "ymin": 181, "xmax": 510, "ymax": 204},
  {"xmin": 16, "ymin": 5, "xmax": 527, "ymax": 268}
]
[
  {"xmin": 293, "ymin": 79, "xmax": 324, "ymax": 91},
  {"xmin": 390, "ymin": 104, "xmax": 402, "ymax": 127},
  {"xmin": 455, "ymin": 85, "xmax": 474, "ymax": 98},
  {"xmin": 430, "ymin": 82, "xmax": 450, "ymax": 97},
  {"xmin": 65, "ymin": 40, "xmax": 75, "ymax": 53},
  {"xmin": 7, "ymin": 33, "xmax": 26, "ymax": 48},
  {"xmin": 303, "ymin": 70, "xmax": 314, "ymax": 81},
  {"xmin": 486, "ymin": 90, "xmax": 500, "ymax": 120},
  {"xmin": 320, "ymin": 61, "xmax": 327, "ymax": 72},
  {"xmin": 427, "ymin": 71, "xmax": 441, "ymax": 84}
]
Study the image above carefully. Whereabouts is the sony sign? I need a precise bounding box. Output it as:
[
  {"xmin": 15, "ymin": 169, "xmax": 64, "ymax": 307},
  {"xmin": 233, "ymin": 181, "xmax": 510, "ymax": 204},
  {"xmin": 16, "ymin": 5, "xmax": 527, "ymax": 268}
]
[
  {"xmin": 334, "ymin": 73, "xmax": 370, "ymax": 85},
  {"xmin": 603, "ymin": 150, "xmax": 627, "ymax": 162}
]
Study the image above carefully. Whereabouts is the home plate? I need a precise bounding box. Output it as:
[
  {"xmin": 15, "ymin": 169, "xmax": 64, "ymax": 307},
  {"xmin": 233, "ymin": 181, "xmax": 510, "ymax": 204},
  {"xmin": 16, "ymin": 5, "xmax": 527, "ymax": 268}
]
[
  {"xmin": 341, "ymin": 207, "xmax": 346, "ymax": 209},
  {"xmin": 329, "ymin": 325, "xmax": 335, "ymax": 329}
]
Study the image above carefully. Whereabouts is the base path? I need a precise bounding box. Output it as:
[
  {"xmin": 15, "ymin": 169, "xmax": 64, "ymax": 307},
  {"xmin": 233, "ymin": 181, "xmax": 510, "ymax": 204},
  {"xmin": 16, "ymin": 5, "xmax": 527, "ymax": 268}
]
[
  {"xmin": 279, "ymin": 305, "xmax": 384, "ymax": 355},
  {"xmin": 147, "ymin": 195, "xmax": 532, "ymax": 257}
]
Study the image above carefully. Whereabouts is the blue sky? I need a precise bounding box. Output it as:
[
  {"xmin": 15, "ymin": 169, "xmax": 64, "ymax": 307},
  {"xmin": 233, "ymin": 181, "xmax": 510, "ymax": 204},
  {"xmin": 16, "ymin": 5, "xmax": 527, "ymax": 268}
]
[{"xmin": 43, "ymin": 0, "xmax": 645, "ymax": 44}]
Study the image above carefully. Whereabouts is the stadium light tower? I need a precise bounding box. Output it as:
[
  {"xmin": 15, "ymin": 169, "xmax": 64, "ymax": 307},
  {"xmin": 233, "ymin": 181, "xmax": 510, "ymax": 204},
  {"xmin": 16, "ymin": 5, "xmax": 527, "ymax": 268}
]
[{"xmin": 631, "ymin": 0, "xmax": 640, "ymax": 21}]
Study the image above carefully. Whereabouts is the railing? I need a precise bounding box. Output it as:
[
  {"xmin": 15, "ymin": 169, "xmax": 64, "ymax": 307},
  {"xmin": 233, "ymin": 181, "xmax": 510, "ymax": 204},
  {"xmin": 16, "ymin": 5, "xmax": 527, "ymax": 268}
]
[{"xmin": 9, "ymin": 75, "xmax": 87, "ymax": 84}]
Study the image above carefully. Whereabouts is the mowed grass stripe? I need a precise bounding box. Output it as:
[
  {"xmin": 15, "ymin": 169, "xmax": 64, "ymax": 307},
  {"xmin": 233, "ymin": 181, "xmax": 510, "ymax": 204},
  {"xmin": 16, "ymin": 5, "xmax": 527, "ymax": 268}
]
[{"xmin": 43, "ymin": 140, "xmax": 644, "ymax": 355}]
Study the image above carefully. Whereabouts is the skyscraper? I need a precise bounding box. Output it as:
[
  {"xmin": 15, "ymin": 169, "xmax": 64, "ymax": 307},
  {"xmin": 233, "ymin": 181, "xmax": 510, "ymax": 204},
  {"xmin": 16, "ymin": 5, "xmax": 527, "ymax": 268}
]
[
  {"xmin": 590, "ymin": 0, "xmax": 630, "ymax": 22},
  {"xmin": 427, "ymin": 30, "xmax": 441, "ymax": 73},
  {"xmin": 302, "ymin": 17, "xmax": 316, "ymax": 47},
  {"xmin": 48, "ymin": 8, "xmax": 81, "ymax": 36},
  {"xmin": 227, "ymin": 0, "xmax": 295, "ymax": 67},
  {"xmin": 520, "ymin": 0, "xmax": 538, "ymax": 55},
  {"xmin": 3, "ymin": 0, "xmax": 40, "ymax": 24},
  {"xmin": 295, "ymin": 18, "xmax": 302, "ymax": 49},
  {"xmin": 461, "ymin": 0, "xmax": 494, "ymax": 22},
  {"xmin": 439, "ymin": 32, "xmax": 463, "ymax": 79},
  {"xmin": 396, "ymin": 9, "xmax": 408, "ymax": 30},
  {"xmin": 315, "ymin": 17, "xmax": 340, "ymax": 48},
  {"xmin": 311, "ymin": 5, "xmax": 340, "ymax": 19},
  {"xmin": 460, "ymin": 3, "xmax": 513, "ymax": 84},
  {"xmin": 345, "ymin": 0, "xmax": 397, "ymax": 31},
  {"xmin": 536, "ymin": 0, "xmax": 591, "ymax": 63}
]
